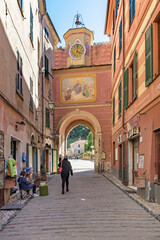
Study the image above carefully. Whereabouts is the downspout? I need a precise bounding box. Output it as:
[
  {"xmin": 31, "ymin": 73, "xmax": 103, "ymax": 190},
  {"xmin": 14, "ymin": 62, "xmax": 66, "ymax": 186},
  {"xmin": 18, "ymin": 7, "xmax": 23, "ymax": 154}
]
[
  {"xmin": 122, "ymin": 0, "xmax": 125, "ymax": 183},
  {"xmin": 41, "ymin": 14, "xmax": 45, "ymax": 144},
  {"xmin": 122, "ymin": 0, "xmax": 125, "ymax": 128}
]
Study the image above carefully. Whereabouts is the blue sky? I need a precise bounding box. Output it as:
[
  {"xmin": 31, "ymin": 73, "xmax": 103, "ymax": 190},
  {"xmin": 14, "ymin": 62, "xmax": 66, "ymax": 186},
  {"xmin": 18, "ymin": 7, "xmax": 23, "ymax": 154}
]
[{"xmin": 45, "ymin": 0, "xmax": 109, "ymax": 47}]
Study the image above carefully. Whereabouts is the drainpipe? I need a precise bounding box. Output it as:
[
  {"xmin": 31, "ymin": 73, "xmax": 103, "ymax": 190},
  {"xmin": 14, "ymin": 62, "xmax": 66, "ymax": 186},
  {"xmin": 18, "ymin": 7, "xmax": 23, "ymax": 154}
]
[
  {"xmin": 122, "ymin": 0, "xmax": 125, "ymax": 129},
  {"xmin": 122, "ymin": 0, "xmax": 125, "ymax": 183}
]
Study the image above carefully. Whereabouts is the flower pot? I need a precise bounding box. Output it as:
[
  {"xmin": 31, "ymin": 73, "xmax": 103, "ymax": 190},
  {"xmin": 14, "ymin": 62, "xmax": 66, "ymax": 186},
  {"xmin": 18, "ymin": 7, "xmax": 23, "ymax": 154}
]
[
  {"xmin": 134, "ymin": 177, "xmax": 145, "ymax": 188},
  {"xmin": 40, "ymin": 175, "xmax": 47, "ymax": 181}
]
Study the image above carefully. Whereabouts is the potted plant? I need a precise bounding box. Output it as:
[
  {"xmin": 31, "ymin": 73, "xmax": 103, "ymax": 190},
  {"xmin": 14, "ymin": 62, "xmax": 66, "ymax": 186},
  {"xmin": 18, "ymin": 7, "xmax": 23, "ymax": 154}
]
[
  {"xmin": 40, "ymin": 164, "xmax": 47, "ymax": 181},
  {"xmin": 134, "ymin": 170, "xmax": 147, "ymax": 188},
  {"xmin": 34, "ymin": 174, "xmax": 41, "ymax": 187}
]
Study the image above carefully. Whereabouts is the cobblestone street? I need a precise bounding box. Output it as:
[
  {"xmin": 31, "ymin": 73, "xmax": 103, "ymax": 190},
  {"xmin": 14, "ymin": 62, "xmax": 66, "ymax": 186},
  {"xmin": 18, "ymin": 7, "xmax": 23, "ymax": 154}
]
[{"xmin": 0, "ymin": 166, "xmax": 160, "ymax": 240}]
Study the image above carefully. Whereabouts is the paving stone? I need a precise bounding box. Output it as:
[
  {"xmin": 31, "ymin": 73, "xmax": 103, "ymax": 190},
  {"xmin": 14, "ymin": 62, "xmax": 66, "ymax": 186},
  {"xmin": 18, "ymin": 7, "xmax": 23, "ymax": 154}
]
[{"xmin": 0, "ymin": 170, "xmax": 160, "ymax": 239}]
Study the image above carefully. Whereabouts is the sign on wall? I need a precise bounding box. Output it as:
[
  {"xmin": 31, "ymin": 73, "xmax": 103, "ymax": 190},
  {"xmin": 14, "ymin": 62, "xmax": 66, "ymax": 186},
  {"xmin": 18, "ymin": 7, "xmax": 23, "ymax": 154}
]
[
  {"xmin": 139, "ymin": 154, "xmax": 144, "ymax": 169},
  {"xmin": 60, "ymin": 74, "xmax": 97, "ymax": 104}
]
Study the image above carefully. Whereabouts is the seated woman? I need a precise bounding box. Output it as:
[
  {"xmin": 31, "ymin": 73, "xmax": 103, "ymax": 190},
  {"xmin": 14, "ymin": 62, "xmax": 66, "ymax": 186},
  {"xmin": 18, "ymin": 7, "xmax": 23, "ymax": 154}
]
[{"xmin": 18, "ymin": 171, "xmax": 38, "ymax": 197}]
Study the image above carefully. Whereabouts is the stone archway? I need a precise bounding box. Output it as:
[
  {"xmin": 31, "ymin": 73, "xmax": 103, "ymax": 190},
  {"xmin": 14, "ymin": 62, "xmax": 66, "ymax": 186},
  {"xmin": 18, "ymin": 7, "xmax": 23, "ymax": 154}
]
[{"xmin": 56, "ymin": 110, "xmax": 102, "ymax": 172}]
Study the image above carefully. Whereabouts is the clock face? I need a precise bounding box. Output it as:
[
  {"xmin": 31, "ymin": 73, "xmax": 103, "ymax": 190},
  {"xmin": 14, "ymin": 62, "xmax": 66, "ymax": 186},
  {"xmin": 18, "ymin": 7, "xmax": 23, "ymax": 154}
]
[{"xmin": 69, "ymin": 43, "xmax": 85, "ymax": 59}]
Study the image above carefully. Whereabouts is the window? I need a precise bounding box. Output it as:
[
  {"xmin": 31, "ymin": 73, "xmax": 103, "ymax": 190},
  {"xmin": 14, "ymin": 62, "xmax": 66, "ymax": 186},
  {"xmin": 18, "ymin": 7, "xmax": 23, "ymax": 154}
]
[
  {"xmin": 44, "ymin": 26, "xmax": 49, "ymax": 41},
  {"xmin": 112, "ymin": 10, "xmax": 115, "ymax": 35},
  {"xmin": 145, "ymin": 24, "xmax": 153, "ymax": 86},
  {"xmin": 114, "ymin": 46, "xmax": 116, "ymax": 74},
  {"xmin": 129, "ymin": 0, "xmax": 135, "ymax": 27},
  {"xmin": 119, "ymin": 19, "xmax": 122, "ymax": 55},
  {"xmin": 78, "ymin": 150, "xmax": 80, "ymax": 154},
  {"xmin": 113, "ymin": 96, "xmax": 115, "ymax": 126},
  {"xmin": 115, "ymin": 0, "xmax": 119, "ymax": 19},
  {"xmin": 78, "ymin": 144, "xmax": 80, "ymax": 148},
  {"xmin": 16, "ymin": 51, "xmax": 23, "ymax": 95},
  {"xmin": 30, "ymin": 78, "xmax": 33, "ymax": 110},
  {"xmin": 155, "ymin": 131, "xmax": 160, "ymax": 182},
  {"xmin": 45, "ymin": 55, "xmax": 49, "ymax": 79},
  {"xmin": 128, "ymin": 51, "xmax": 137, "ymax": 104},
  {"xmin": 118, "ymin": 82, "xmax": 122, "ymax": 117},
  {"xmin": 113, "ymin": 142, "xmax": 115, "ymax": 166},
  {"xmin": 133, "ymin": 51, "xmax": 137, "ymax": 100},
  {"xmin": 30, "ymin": 6, "xmax": 33, "ymax": 42},
  {"xmin": 123, "ymin": 68, "xmax": 128, "ymax": 110},
  {"xmin": 45, "ymin": 108, "xmax": 50, "ymax": 128},
  {"xmin": 18, "ymin": 0, "xmax": 23, "ymax": 11}
]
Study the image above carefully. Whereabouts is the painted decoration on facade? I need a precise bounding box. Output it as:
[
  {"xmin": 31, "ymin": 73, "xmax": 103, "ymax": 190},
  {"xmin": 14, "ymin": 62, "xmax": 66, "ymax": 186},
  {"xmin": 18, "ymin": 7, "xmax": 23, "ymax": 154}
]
[{"xmin": 60, "ymin": 74, "xmax": 96, "ymax": 104}]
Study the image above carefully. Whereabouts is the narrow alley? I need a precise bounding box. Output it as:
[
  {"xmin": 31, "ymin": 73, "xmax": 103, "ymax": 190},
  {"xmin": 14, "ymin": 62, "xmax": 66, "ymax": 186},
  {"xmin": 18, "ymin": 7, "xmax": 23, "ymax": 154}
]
[{"xmin": 0, "ymin": 163, "xmax": 160, "ymax": 240}]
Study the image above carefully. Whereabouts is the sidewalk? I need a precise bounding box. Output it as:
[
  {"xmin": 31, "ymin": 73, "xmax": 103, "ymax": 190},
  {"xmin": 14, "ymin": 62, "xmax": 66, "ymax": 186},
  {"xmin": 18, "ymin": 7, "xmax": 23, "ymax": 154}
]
[
  {"xmin": 0, "ymin": 175, "xmax": 54, "ymax": 230},
  {"xmin": 0, "ymin": 170, "xmax": 160, "ymax": 240},
  {"xmin": 103, "ymin": 172, "xmax": 160, "ymax": 221},
  {"xmin": 1, "ymin": 171, "xmax": 160, "ymax": 235}
]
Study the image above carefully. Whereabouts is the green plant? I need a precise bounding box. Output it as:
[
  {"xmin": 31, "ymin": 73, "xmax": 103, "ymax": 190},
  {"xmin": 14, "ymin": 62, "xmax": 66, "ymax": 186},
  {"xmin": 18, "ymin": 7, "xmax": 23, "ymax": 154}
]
[
  {"xmin": 40, "ymin": 164, "xmax": 47, "ymax": 176},
  {"xmin": 137, "ymin": 170, "xmax": 147, "ymax": 178}
]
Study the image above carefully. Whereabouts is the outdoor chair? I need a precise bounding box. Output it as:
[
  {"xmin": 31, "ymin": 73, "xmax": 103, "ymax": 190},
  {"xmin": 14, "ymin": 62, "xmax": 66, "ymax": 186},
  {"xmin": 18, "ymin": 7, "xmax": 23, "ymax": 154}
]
[{"xmin": 18, "ymin": 182, "xmax": 33, "ymax": 200}]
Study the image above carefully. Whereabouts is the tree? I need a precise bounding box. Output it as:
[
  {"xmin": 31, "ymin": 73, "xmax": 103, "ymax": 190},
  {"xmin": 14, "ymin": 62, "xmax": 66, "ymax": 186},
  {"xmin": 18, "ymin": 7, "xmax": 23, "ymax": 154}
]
[{"xmin": 87, "ymin": 132, "xmax": 94, "ymax": 151}]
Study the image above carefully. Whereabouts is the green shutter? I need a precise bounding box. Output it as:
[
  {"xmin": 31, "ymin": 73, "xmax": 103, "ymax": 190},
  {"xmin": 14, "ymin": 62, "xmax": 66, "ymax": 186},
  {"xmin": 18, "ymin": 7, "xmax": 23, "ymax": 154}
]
[
  {"xmin": 129, "ymin": 0, "xmax": 132, "ymax": 27},
  {"xmin": 30, "ymin": 6, "xmax": 33, "ymax": 41},
  {"xmin": 113, "ymin": 10, "xmax": 115, "ymax": 34},
  {"xmin": 133, "ymin": 51, "xmax": 137, "ymax": 100},
  {"xmin": 145, "ymin": 24, "xmax": 153, "ymax": 86},
  {"xmin": 119, "ymin": 19, "xmax": 122, "ymax": 54},
  {"xmin": 45, "ymin": 108, "xmax": 50, "ymax": 128},
  {"xmin": 123, "ymin": 68, "xmax": 128, "ymax": 109},
  {"xmin": 119, "ymin": 82, "xmax": 122, "ymax": 116},
  {"xmin": 113, "ymin": 97, "xmax": 115, "ymax": 126},
  {"xmin": 115, "ymin": 0, "xmax": 119, "ymax": 18}
]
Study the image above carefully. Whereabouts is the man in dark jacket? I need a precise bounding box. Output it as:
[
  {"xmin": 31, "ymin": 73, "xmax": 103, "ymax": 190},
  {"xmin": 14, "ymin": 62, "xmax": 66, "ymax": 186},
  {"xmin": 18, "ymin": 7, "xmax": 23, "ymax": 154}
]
[
  {"xmin": 59, "ymin": 155, "xmax": 73, "ymax": 194},
  {"xmin": 18, "ymin": 171, "xmax": 38, "ymax": 196}
]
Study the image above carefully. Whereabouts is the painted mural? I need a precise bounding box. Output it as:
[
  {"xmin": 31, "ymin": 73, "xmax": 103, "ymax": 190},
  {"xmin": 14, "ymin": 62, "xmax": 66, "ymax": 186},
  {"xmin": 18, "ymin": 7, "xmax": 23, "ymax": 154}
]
[{"xmin": 60, "ymin": 74, "xmax": 96, "ymax": 104}]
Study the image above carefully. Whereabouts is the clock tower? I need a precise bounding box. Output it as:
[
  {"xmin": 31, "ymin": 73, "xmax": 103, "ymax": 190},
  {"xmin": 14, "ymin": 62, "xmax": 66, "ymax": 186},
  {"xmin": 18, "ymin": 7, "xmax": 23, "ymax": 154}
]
[{"xmin": 63, "ymin": 13, "xmax": 94, "ymax": 68}]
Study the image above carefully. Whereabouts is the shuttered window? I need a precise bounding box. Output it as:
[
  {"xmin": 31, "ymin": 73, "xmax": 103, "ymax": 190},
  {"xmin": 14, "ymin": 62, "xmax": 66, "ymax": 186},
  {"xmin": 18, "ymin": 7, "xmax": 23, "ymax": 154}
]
[
  {"xmin": 119, "ymin": 82, "xmax": 122, "ymax": 117},
  {"xmin": 133, "ymin": 51, "xmax": 137, "ymax": 100},
  {"xmin": 119, "ymin": 19, "xmax": 122, "ymax": 55},
  {"xmin": 113, "ymin": 97, "xmax": 115, "ymax": 126},
  {"xmin": 16, "ymin": 51, "xmax": 23, "ymax": 95},
  {"xmin": 112, "ymin": 10, "xmax": 115, "ymax": 34},
  {"xmin": 18, "ymin": 0, "xmax": 23, "ymax": 11},
  {"xmin": 45, "ymin": 55, "xmax": 49, "ymax": 79},
  {"xmin": 115, "ymin": 0, "xmax": 119, "ymax": 18},
  {"xmin": 30, "ymin": 78, "xmax": 33, "ymax": 110},
  {"xmin": 30, "ymin": 6, "xmax": 33, "ymax": 42},
  {"xmin": 129, "ymin": 0, "xmax": 135, "ymax": 27},
  {"xmin": 123, "ymin": 68, "xmax": 128, "ymax": 110},
  {"xmin": 45, "ymin": 108, "xmax": 50, "ymax": 128},
  {"xmin": 145, "ymin": 24, "xmax": 153, "ymax": 86}
]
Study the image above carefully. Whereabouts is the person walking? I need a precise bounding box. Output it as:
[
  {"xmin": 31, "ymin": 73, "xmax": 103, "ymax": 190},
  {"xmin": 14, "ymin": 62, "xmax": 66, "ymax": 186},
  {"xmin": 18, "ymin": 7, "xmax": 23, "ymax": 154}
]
[{"xmin": 59, "ymin": 155, "xmax": 73, "ymax": 194}]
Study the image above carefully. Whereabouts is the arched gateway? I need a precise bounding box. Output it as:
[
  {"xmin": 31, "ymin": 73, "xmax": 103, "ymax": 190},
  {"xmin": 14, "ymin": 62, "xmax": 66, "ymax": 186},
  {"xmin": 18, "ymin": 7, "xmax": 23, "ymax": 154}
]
[
  {"xmin": 56, "ymin": 110, "xmax": 102, "ymax": 172},
  {"xmin": 52, "ymin": 18, "xmax": 112, "ymax": 172}
]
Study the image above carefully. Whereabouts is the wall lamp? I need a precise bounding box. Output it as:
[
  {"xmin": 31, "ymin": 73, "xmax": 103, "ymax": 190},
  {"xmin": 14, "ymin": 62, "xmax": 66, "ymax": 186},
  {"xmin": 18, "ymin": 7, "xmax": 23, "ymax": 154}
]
[{"xmin": 40, "ymin": 67, "xmax": 53, "ymax": 78}]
